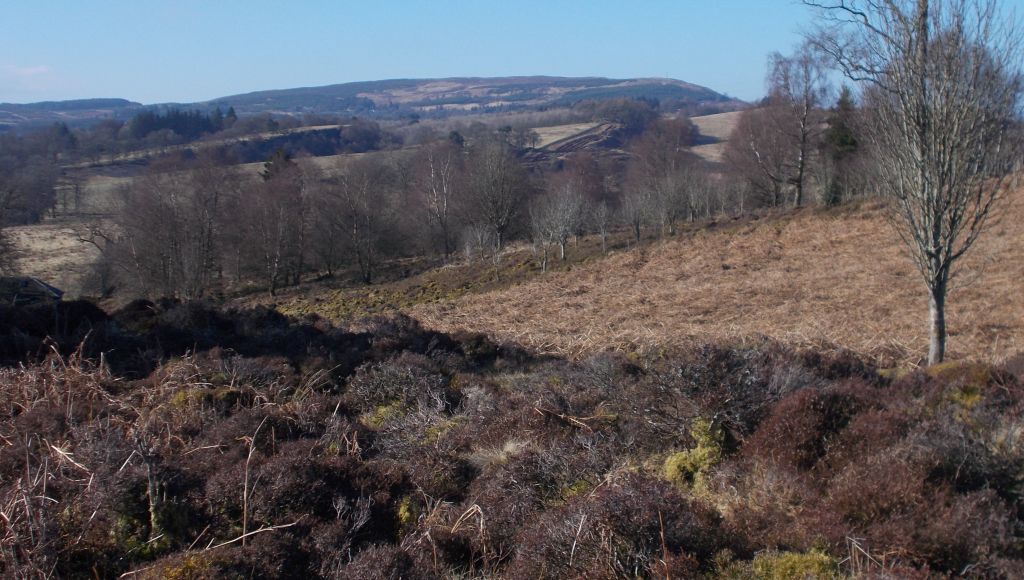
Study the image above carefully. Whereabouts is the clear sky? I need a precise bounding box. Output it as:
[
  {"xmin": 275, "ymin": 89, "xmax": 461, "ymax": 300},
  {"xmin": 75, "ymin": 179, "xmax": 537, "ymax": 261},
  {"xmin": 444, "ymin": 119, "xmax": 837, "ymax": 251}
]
[{"xmin": 1, "ymin": 1, "xmax": 1019, "ymax": 105}]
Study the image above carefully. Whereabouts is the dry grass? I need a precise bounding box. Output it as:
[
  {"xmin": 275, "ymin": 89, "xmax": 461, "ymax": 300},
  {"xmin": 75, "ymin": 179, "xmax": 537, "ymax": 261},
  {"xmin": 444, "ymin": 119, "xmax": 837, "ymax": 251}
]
[
  {"xmin": 7, "ymin": 220, "xmax": 102, "ymax": 296},
  {"xmin": 691, "ymin": 111, "xmax": 742, "ymax": 142},
  {"xmin": 410, "ymin": 189, "xmax": 1024, "ymax": 367},
  {"xmin": 690, "ymin": 111, "xmax": 741, "ymax": 163}
]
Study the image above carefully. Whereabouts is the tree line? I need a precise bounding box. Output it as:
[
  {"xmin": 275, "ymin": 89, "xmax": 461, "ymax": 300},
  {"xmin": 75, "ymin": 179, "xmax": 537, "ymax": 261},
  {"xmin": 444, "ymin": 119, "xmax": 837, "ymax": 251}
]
[
  {"xmin": 91, "ymin": 86, "xmax": 876, "ymax": 301},
  {"xmin": 92, "ymin": 112, "xmax": 759, "ymax": 299}
]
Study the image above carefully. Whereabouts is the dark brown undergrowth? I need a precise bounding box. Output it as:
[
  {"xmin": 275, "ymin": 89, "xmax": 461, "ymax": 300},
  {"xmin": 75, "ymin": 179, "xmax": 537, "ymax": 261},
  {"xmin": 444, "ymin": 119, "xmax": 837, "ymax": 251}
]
[{"xmin": 2, "ymin": 301, "xmax": 1023, "ymax": 578}]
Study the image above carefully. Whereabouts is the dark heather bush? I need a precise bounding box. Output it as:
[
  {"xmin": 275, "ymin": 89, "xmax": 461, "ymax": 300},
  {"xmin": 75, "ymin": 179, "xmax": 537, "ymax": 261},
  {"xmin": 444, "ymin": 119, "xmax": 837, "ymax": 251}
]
[
  {"xmin": 3, "ymin": 301, "xmax": 1024, "ymax": 577},
  {"xmin": 742, "ymin": 380, "xmax": 878, "ymax": 471},
  {"xmin": 510, "ymin": 473, "xmax": 726, "ymax": 579}
]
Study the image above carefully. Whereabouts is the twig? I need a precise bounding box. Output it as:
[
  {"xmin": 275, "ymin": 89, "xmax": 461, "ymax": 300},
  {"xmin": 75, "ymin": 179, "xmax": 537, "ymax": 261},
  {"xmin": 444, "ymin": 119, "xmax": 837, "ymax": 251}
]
[
  {"xmin": 242, "ymin": 416, "xmax": 269, "ymax": 547},
  {"xmin": 569, "ymin": 514, "xmax": 586, "ymax": 568},
  {"xmin": 205, "ymin": 520, "xmax": 301, "ymax": 551}
]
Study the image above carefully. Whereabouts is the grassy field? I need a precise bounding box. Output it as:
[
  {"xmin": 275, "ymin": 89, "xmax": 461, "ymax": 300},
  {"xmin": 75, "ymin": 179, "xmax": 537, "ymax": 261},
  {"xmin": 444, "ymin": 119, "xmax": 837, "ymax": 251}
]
[{"xmin": 405, "ymin": 191, "xmax": 1024, "ymax": 366}]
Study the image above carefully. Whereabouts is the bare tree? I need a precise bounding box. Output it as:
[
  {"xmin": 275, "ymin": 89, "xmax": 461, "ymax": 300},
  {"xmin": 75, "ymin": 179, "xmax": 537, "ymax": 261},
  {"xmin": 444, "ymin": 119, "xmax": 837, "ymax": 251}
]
[
  {"xmin": 806, "ymin": 0, "xmax": 1023, "ymax": 363},
  {"xmin": 766, "ymin": 43, "xmax": 834, "ymax": 207},
  {"xmin": 462, "ymin": 139, "xmax": 530, "ymax": 255},
  {"xmin": 589, "ymin": 200, "xmax": 613, "ymax": 254},
  {"xmin": 110, "ymin": 158, "xmax": 239, "ymax": 298},
  {"xmin": 725, "ymin": 45, "xmax": 832, "ymax": 209},
  {"xmin": 530, "ymin": 183, "xmax": 585, "ymax": 271},
  {"xmin": 332, "ymin": 157, "xmax": 396, "ymax": 284},
  {"xmin": 415, "ymin": 141, "xmax": 462, "ymax": 261},
  {"xmin": 620, "ymin": 187, "xmax": 653, "ymax": 246},
  {"xmin": 628, "ymin": 118, "xmax": 701, "ymax": 235},
  {"xmin": 237, "ymin": 152, "xmax": 307, "ymax": 296},
  {"xmin": 725, "ymin": 107, "xmax": 792, "ymax": 207}
]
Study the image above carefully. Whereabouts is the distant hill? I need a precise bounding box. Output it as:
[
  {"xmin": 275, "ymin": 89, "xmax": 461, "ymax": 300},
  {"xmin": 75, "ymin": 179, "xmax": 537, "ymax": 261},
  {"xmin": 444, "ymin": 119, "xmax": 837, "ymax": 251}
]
[
  {"xmin": 206, "ymin": 76, "xmax": 737, "ymax": 117},
  {"xmin": 0, "ymin": 76, "xmax": 740, "ymax": 131},
  {"xmin": 0, "ymin": 98, "xmax": 142, "ymax": 130}
]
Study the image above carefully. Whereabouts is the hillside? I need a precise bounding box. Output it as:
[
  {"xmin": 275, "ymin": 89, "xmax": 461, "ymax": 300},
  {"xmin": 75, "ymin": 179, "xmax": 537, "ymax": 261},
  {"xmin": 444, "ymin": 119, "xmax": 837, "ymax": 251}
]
[
  {"xmin": 410, "ymin": 195, "xmax": 1023, "ymax": 366},
  {"xmin": 0, "ymin": 98, "xmax": 142, "ymax": 130},
  {"xmin": 268, "ymin": 186, "xmax": 1024, "ymax": 368},
  {"xmin": 0, "ymin": 77, "xmax": 741, "ymax": 131},
  {"xmin": 208, "ymin": 76, "xmax": 738, "ymax": 116}
]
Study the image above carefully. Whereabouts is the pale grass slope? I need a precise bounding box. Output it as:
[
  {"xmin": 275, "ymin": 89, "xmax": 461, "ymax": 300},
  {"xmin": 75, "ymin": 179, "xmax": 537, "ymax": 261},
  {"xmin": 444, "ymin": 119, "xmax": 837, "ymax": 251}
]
[
  {"xmin": 690, "ymin": 110, "xmax": 741, "ymax": 163},
  {"xmin": 8, "ymin": 221, "xmax": 101, "ymax": 296},
  {"xmin": 411, "ymin": 189, "xmax": 1024, "ymax": 366}
]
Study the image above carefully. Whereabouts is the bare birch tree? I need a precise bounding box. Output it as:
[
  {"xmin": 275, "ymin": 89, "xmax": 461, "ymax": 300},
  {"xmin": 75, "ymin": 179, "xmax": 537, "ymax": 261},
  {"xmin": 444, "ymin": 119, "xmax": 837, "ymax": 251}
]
[
  {"xmin": 415, "ymin": 141, "xmax": 462, "ymax": 261},
  {"xmin": 766, "ymin": 43, "xmax": 834, "ymax": 207},
  {"xmin": 805, "ymin": 0, "xmax": 1023, "ymax": 363}
]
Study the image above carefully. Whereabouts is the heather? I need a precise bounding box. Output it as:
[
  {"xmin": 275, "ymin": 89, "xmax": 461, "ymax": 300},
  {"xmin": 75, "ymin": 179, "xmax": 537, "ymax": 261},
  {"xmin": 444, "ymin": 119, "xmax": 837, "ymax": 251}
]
[{"xmin": 3, "ymin": 302, "xmax": 1024, "ymax": 577}]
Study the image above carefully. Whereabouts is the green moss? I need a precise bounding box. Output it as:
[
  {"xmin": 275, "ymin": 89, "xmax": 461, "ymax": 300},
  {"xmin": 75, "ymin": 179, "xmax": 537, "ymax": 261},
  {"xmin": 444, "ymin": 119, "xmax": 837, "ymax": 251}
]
[
  {"xmin": 169, "ymin": 388, "xmax": 204, "ymax": 409},
  {"xmin": 424, "ymin": 416, "xmax": 466, "ymax": 443},
  {"xmin": 752, "ymin": 549, "xmax": 837, "ymax": 580},
  {"xmin": 162, "ymin": 554, "xmax": 213, "ymax": 580},
  {"xmin": 209, "ymin": 387, "xmax": 240, "ymax": 404},
  {"xmin": 561, "ymin": 479, "xmax": 592, "ymax": 501},
  {"xmin": 396, "ymin": 495, "xmax": 420, "ymax": 534},
  {"xmin": 663, "ymin": 418, "xmax": 723, "ymax": 492},
  {"xmin": 927, "ymin": 361, "xmax": 993, "ymax": 386},
  {"xmin": 360, "ymin": 400, "xmax": 408, "ymax": 428},
  {"xmin": 950, "ymin": 384, "xmax": 983, "ymax": 411},
  {"xmin": 208, "ymin": 371, "xmax": 230, "ymax": 386},
  {"xmin": 877, "ymin": 367, "xmax": 910, "ymax": 381},
  {"xmin": 713, "ymin": 549, "xmax": 755, "ymax": 579}
]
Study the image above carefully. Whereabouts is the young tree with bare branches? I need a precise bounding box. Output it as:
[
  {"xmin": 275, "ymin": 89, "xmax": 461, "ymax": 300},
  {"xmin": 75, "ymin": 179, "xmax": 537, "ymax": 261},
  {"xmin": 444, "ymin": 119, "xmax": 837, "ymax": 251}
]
[
  {"xmin": 530, "ymin": 182, "xmax": 585, "ymax": 271},
  {"xmin": 805, "ymin": 0, "xmax": 1023, "ymax": 363}
]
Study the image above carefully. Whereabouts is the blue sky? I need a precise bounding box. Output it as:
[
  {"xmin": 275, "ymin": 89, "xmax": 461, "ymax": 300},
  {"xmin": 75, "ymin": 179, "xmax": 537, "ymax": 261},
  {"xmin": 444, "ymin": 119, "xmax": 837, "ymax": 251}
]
[{"xmin": 1, "ymin": 1, "xmax": 1018, "ymax": 105}]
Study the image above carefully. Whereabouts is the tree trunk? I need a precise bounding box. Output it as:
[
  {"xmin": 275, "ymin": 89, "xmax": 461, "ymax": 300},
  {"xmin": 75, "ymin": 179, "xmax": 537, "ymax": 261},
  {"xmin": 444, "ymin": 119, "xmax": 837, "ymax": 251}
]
[{"xmin": 928, "ymin": 281, "xmax": 946, "ymax": 365}]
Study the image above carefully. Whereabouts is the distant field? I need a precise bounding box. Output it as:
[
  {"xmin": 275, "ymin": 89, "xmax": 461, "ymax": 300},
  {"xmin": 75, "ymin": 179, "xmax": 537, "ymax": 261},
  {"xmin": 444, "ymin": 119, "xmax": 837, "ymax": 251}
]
[
  {"xmin": 533, "ymin": 122, "xmax": 601, "ymax": 148},
  {"xmin": 692, "ymin": 110, "xmax": 742, "ymax": 141}
]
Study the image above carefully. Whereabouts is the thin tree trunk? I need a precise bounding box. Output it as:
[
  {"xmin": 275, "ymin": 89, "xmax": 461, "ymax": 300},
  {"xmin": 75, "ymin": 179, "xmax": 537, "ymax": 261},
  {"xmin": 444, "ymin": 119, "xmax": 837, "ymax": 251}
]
[{"xmin": 928, "ymin": 280, "xmax": 946, "ymax": 365}]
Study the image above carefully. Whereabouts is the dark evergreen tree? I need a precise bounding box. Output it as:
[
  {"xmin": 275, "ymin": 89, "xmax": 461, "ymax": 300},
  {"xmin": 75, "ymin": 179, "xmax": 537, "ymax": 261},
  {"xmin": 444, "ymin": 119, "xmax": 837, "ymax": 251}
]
[{"xmin": 820, "ymin": 86, "xmax": 860, "ymax": 205}]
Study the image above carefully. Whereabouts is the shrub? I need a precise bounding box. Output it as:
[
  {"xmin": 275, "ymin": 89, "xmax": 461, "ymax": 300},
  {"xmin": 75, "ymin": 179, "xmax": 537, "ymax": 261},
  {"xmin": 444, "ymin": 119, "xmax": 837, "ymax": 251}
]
[
  {"xmin": 743, "ymin": 382, "xmax": 874, "ymax": 471},
  {"xmin": 510, "ymin": 473, "xmax": 728, "ymax": 578}
]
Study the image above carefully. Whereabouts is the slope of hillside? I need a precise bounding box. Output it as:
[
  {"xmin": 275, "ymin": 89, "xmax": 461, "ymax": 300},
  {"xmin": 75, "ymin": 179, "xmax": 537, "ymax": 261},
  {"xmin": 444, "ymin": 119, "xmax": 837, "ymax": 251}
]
[{"xmin": 401, "ymin": 191, "xmax": 1023, "ymax": 366}]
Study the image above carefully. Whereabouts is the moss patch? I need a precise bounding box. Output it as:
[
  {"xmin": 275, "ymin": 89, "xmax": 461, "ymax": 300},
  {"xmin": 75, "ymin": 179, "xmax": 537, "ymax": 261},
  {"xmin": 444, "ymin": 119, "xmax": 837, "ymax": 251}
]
[
  {"xmin": 751, "ymin": 549, "xmax": 837, "ymax": 579},
  {"xmin": 361, "ymin": 400, "xmax": 408, "ymax": 428},
  {"xmin": 663, "ymin": 418, "xmax": 723, "ymax": 492}
]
